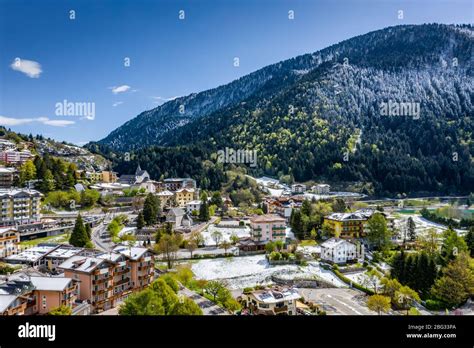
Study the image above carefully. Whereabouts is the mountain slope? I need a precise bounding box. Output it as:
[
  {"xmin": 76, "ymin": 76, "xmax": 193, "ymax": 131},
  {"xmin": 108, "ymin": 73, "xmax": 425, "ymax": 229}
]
[{"xmin": 92, "ymin": 24, "xmax": 474, "ymax": 195}]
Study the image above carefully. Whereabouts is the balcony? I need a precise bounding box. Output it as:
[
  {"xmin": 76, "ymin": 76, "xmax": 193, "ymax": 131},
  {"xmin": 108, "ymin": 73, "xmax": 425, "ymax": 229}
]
[{"xmin": 273, "ymin": 305, "xmax": 288, "ymax": 314}]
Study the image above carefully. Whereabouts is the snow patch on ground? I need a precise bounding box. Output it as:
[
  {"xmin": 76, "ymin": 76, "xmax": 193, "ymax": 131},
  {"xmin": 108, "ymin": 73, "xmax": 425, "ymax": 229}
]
[
  {"xmin": 201, "ymin": 225, "xmax": 250, "ymax": 246},
  {"xmin": 191, "ymin": 255, "xmax": 347, "ymax": 290}
]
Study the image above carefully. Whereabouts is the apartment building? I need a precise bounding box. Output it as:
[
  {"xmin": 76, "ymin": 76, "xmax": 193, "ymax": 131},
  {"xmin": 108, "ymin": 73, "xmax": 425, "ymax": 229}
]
[
  {"xmin": 0, "ymin": 149, "xmax": 33, "ymax": 165},
  {"xmin": 291, "ymin": 184, "xmax": 306, "ymax": 194},
  {"xmin": 241, "ymin": 286, "xmax": 299, "ymax": 315},
  {"xmin": 86, "ymin": 170, "xmax": 118, "ymax": 183},
  {"xmin": 312, "ymin": 184, "xmax": 331, "ymax": 195},
  {"xmin": 113, "ymin": 245, "xmax": 155, "ymax": 291},
  {"xmin": 59, "ymin": 246, "xmax": 154, "ymax": 312},
  {"xmin": 175, "ymin": 188, "xmax": 196, "ymax": 207},
  {"xmin": 324, "ymin": 209, "xmax": 394, "ymax": 239},
  {"xmin": 160, "ymin": 178, "xmax": 196, "ymax": 191},
  {"xmin": 250, "ymin": 214, "xmax": 287, "ymax": 243},
  {"xmin": 0, "ymin": 227, "xmax": 20, "ymax": 258},
  {"xmin": 0, "ymin": 188, "xmax": 42, "ymax": 227},
  {"xmin": 0, "ymin": 272, "xmax": 77, "ymax": 315},
  {"xmin": 0, "ymin": 167, "xmax": 17, "ymax": 188}
]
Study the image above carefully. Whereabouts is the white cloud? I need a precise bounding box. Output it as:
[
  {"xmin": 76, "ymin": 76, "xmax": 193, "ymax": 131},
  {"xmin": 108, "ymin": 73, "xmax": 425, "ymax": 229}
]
[
  {"xmin": 109, "ymin": 85, "xmax": 131, "ymax": 94},
  {"xmin": 151, "ymin": 96, "xmax": 180, "ymax": 102},
  {"xmin": 112, "ymin": 101, "xmax": 123, "ymax": 107},
  {"xmin": 10, "ymin": 58, "xmax": 42, "ymax": 78},
  {"xmin": 0, "ymin": 115, "xmax": 74, "ymax": 127}
]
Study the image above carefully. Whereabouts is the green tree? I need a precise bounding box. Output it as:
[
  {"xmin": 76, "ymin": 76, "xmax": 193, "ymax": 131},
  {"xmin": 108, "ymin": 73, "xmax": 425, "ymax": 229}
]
[
  {"xmin": 440, "ymin": 228, "xmax": 468, "ymax": 265},
  {"xmin": 366, "ymin": 212, "xmax": 392, "ymax": 251},
  {"xmin": 169, "ymin": 297, "xmax": 203, "ymax": 315},
  {"xmin": 160, "ymin": 274, "xmax": 179, "ymax": 293},
  {"xmin": 137, "ymin": 211, "xmax": 145, "ymax": 230},
  {"xmin": 204, "ymin": 280, "xmax": 226, "ymax": 302},
  {"xmin": 395, "ymin": 285, "xmax": 420, "ymax": 315},
  {"xmin": 119, "ymin": 288, "xmax": 165, "ymax": 315},
  {"xmin": 265, "ymin": 241, "xmax": 276, "ymax": 253},
  {"xmin": 220, "ymin": 240, "xmax": 232, "ymax": 255},
  {"xmin": 431, "ymin": 252, "xmax": 474, "ymax": 307},
  {"xmin": 367, "ymin": 294, "xmax": 391, "ymax": 315},
  {"xmin": 210, "ymin": 192, "xmax": 223, "ymax": 208},
  {"xmin": 155, "ymin": 233, "xmax": 182, "ymax": 269},
  {"xmin": 143, "ymin": 193, "xmax": 160, "ymax": 225},
  {"xmin": 407, "ymin": 217, "xmax": 416, "ymax": 242},
  {"xmin": 19, "ymin": 160, "xmax": 37, "ymax": 186},
  {"xmin": 85, "ymin": 223, "xmax": 92, "ymax": 239},
  {"xmin": 69, "ymin": 214, "xmax": 90, "ymax": 247},
  {"xmin": 465, "ymin": 227, "xmax": 474, "ymax": 257},
  {"xmin": 199, "ymin": 200, "xmax": 210, "ymax": 222},
  {"xmin": 290, "ymin": 210, "xmax": 304, "ymax": 240},
  {"xmin": 211, "ymin": 231, "xmax": 223, "ymax": 247},
  {"xmin": 40, "ymin": 169, "xmax": 55, "ymax": 192},
  {"xmin": 184, "ymin": 239, "xmax": 198, "ymax": 258}
]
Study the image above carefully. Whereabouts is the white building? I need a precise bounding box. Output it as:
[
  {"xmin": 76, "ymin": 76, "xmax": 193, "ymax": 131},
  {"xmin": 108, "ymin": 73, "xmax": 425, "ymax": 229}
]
[
  {"xmin": 320, "ymin": 238, "xmax": 363, "ymax": 264},
  {"xmin": 185, "ymin": 200, "xmax": 202, "ymax": 215},
  {"xmin": 291, "ymin": 184, "xmax": 306, "ymax": 194},
  {"xmin": 241, "ymin": 286, "xmax": 300, "ymax": 315},
  {"xmin": 312, "ymin": 184, "xmax": 331, "ymax": 195}
]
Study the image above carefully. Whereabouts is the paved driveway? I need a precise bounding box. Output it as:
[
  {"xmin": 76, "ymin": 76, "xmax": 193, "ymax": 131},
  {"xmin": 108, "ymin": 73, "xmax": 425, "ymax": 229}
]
[{"xmin": 298, "ymin": 288, "xmax": 377, "ymax": 315}]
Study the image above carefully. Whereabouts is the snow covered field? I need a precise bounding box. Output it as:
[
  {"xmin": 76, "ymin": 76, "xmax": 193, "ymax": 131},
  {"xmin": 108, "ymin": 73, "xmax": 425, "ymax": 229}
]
[
  {"xmin": 190, "ymin": 254, "xmax": 347, "ymax": 290},
  {"xmin": 201, "ymin": 225, "xmax": 251, "ymax": 246}
]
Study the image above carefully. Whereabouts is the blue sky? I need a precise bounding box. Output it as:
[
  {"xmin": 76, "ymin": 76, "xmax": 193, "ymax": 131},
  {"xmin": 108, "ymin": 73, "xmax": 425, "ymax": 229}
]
[{"xmin": 0, "ymin": 0, "xmax": 471, "ymax": 145}]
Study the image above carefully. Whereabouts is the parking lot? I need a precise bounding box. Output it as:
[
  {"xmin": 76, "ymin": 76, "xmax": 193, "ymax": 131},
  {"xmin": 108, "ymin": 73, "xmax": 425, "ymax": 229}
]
[{"xmin": 298, "ymin": 288, "xmax": 376, "ymax": 315}]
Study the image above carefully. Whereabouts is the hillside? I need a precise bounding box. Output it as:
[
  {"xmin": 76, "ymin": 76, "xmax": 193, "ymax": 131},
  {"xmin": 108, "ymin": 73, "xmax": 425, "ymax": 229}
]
[{"xmin": 90, "ymin": 24, "xmax": 474, "ymax": 195}]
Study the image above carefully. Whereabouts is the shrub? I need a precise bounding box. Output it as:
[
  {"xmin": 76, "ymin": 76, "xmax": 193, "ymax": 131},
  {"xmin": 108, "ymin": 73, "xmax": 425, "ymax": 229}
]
[
  {"xmin": 243, "ymin": 287, "xmax": 254, "ymax": 294},
  {"xmin": 161, "ymin": 274, "xmax": 179, "ymax": 293},
  {"xmin": 269, "ymin": 251, "xmax": 281, "ymax": 260},
  {"xmin": 425, "ymin": 299, "xmax": 447, "ymax": 311}
]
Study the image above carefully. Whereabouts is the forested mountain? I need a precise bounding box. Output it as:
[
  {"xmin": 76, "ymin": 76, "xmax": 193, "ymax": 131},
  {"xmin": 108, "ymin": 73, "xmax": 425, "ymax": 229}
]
[{"xmin": 89, "ymin": 24, "xmax": 474, "ymax": 195}]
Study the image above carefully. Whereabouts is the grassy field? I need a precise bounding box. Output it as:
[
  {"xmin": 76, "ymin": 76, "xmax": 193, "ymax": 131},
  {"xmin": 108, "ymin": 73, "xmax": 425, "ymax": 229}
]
[{"xmin": 20, "ymin": 233, "xmax": 70, "ymax": 247}]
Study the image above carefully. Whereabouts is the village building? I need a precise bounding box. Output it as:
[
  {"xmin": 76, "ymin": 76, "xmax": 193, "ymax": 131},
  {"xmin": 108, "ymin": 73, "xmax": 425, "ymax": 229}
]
[
  {"xmin": 0, "ymin": 167, "xmax": 17, "ymax": 188},
  {"xmin": 0, "ymin": 227, "xmax": 20, "ymax": 258},
  {"xmin": 241, "ymin": 286, "xmax": 300, "ymax": 315},
  {"xmin": 320, "ymin": 237, "xmax": 363, "ymax": 264},
  {"xmin": 291, "ymin": 183, "xmax": 306, "ymax": 194}
]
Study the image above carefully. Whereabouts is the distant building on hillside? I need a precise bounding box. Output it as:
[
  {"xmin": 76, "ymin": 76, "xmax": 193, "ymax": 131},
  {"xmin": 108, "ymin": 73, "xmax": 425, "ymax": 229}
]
[
  {"xmin": 0, "ymin": 149, "xmax": 33, "ymax": 165},
  {"xmin": 0, "ymin": 167, "xmax": 17, "ymax": 188},
  {"xmin": 312, "ymin": 184, "xmax": 330, "ymax": 195},
  {"xmin": 0, "ymin": 188, "xmax": 42, "ymax": 227},
  {"xmin": 291, "ymin": 184, "xmax": 306, "ymax": 194},
  {"xmin": 118, "ymin": 164, "xmax": 150, "ymax": 186}
]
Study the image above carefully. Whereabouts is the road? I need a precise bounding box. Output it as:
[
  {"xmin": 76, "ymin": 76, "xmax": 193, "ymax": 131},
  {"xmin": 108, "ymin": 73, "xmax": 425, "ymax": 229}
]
[
  {"xmin": 298, "ymin": 288, "xmax": 377, "ymax": 315},
  {"xmin": 178, "ymin": 287, "xmax": 228, "ymax": 315}
]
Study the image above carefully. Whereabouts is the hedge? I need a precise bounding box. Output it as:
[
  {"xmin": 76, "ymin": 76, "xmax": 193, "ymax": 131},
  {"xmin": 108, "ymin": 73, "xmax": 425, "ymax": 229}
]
[{"xmin": 332, "ymin": 267, "xmax": 375, "ymax": 295}]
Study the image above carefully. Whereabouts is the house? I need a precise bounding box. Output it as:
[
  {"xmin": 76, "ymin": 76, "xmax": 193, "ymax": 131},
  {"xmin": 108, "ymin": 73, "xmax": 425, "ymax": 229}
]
[
  {"xmin": 241, "ymin": 286, "xmax": 300, "ymax": 315},
  {"xmin": 291, "ymin": 184, "xmax": 306, "ymax": 194},
  {"xmin": 0, "ymin": 227, "xmax": 20, "ymax": 258},
  {"xmin": 312, "ymin": 184, "xmax": 330, "ymax": 195},
  {"xmin": 0, "ymin": 188, "xmax": 42, "ymax": 227},
  {"xmin": 166, "ymin": 208, "xmax": 193, "ymax": 229},
  {"xmin": 86, "ymin": 170, "xmax": 118, "ymax": 183},
  {"xmin": 320, "ymin": 238, "xmax": 363, "ymax": 264},
  {"xmin": 0, "ymin": 167, "xmax": 16, "ymax": 188},
  {"xmin": 249, "ymin": 214, "xmax": 287, "ymax": 244},
  {"xmin": 185, "ymin": 200, "xmax": 201, "ymax": 215},
  {"xmin": 156, "ymin": 190, "xmax": 174, "ymax": 208}
]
